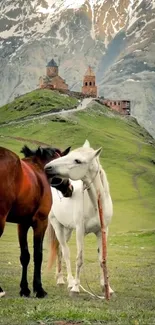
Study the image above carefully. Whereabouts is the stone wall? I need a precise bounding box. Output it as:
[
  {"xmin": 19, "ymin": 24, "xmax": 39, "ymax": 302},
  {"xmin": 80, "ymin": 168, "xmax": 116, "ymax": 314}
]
[
  {"xmin": 40, "ymin": 76, "xmax": 68, "ymax": 91},
  {"xmin": 55, "ymin": 89, "xmax": 91, "ymax": 99},
  {"xmin": 52, "ymin": 77, "xmax": 68, "ymax": 90},
  {"xmin": 46, "ymin": 66, "xmax": 58, "ymax": 78},
  {"xmin": 82, "ymin": 85, "xmax": 97, "ymax": 97}
]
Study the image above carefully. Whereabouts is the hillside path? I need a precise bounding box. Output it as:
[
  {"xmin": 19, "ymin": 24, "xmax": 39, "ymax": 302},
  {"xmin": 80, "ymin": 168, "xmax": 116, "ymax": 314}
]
[{"xmin": 57, "ymin": 97, "xmax": 93, "ymax": 115}]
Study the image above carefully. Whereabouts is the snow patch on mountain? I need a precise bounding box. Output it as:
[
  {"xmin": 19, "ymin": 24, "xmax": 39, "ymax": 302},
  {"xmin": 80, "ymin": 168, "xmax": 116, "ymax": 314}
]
[
  {"xmin": 0, "ymin": 0, "xmax": 155, "ymax": 137},
  {"xmin": 37, "ymin": 0, "xmax": 86, "ymax": 14}
]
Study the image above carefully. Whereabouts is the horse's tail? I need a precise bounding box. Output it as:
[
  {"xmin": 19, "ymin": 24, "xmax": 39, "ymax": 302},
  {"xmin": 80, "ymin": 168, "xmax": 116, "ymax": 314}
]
[{"xmin": 47, "ymin": 221, "xmax": 59, "ymax": 270}]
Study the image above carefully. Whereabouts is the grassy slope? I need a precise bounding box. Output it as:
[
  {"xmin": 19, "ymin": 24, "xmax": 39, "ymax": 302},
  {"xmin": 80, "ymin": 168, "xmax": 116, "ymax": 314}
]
[
  {"xmin": 0, "ymin": 100, "xmax": 155, "ymax": 325},
  {"xmin": 0, "ymin": 89, "xmax": 78, "ymax": 123}
]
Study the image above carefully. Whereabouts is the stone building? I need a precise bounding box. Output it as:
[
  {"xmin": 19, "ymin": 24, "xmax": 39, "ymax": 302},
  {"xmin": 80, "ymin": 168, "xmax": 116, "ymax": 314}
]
[
  {"xmin": 101, "ymin": 99, "xmax": 131, "ymax": 115},
  {"xmin": 82, "ymin": 66, "xmax": 97, "ymax": 97},
  {"xmin": 39, "ymin": 59, "xmax": 68, "ymax": 91}
]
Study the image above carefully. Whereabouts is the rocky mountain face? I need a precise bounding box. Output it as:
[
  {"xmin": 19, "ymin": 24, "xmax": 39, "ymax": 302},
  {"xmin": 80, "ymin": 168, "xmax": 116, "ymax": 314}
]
[{"xmin": 0, "ymin": 0, "xmax": 155, "ymax": 137}]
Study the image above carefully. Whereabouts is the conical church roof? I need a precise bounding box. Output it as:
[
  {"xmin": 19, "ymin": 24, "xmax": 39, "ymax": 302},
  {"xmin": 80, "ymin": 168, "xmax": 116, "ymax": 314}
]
[
  {"xmin": 84, "ymin": 66, "xmax": 95, "ymax": 77},
  {"xmin": 46, "ymin": 59, "xmax": 58, "ymax": 67}
]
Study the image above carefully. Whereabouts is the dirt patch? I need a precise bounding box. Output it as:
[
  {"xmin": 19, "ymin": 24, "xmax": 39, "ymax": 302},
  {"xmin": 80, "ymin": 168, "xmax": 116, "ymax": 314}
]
[
  {"xmin": 0, "ymin": 135, "xmax": 50, "ymax": 146},
  {"xmin": 53, "ymin": 322, "xmax": 82, "ymax": 325},
  {"xmin": 38, "ymin": 322, "xmax": 83, "ymax": 325}
]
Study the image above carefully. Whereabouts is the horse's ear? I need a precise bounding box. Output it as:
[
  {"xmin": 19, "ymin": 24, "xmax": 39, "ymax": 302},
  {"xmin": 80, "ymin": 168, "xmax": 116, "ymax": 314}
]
[
  {"xmin": 36, "ymin": 146, "xmax": 43, "ymax": 156},
  {"xmin": 21, "ymin": 145, "xmax": 32, "ymax": 157},
  {"xmin": 94, "ymin": 147, "xmax": 102, "ymax": 157},
  {"xmin": 83, "ymin": 139, "xmax": 90, "ymax": 148},
  {"xmin": 61, "ymin": 147, "xmax": 71, "ymax": 156}
]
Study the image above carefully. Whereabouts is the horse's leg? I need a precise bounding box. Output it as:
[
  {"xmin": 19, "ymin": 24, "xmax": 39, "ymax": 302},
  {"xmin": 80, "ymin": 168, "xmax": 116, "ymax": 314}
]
[
  {"xmin": 71, "ymin": 226, "xmax": 84, "ymax": 294},
  {"xmin": 0, "ymin": 215, "xmax": 7, "ymax": 297},
  {"xmin": 0, "ymin": 216, "xmax": 6, "ymax": 237},
  {"xmin": 64, "ymin": 228, "xmax": 73, "ymax": 287},
  {"xmin": 18, "ymin": 224, "xmax": 31, "ymax": 297},
  {"xmin": 52, "ymin": 218, "xmax": 74, "ymax": 289},
  {"xmin": 56, "ymin": 245, "xmax": 65, "ymax": 285},
  {"xmin": 33, "ymin": 218, "xmax": 47, "ymax": 298},
  {"xmin": 96, "ymin": 230, "xmax": 114, "ymax": 294}
]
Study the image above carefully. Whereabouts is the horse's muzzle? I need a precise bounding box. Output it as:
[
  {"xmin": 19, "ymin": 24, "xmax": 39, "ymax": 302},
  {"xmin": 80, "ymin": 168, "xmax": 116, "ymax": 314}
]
[{"xmin": 45, "ymin": 165, "xmax": 56, "ymax": 176}]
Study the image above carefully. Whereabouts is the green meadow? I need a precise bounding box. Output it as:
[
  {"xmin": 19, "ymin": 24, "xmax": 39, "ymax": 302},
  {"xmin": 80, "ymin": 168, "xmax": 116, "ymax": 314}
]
[{"xmin": 0, "ymin": 91, "xmax": 155, "ymax": 325}]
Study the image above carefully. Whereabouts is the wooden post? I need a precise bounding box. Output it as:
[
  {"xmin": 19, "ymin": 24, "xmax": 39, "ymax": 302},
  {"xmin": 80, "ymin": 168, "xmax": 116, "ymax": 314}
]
[{"xmin": 97, "ymin": 192, "xmax": 110, "ymax": 300}]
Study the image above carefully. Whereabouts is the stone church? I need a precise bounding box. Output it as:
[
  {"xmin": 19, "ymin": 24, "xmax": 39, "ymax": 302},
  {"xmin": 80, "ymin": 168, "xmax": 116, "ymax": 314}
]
[
  {"xmin": 39, "ymin": 59, "xmax": 68, "ymax": 90},
  {"xmin": 39, "ymin": 59, "xmax": 97, "ymax": 98},
  {"xmin": 82, "ymin": 66, "xmax": 97, "ymax": 97}
]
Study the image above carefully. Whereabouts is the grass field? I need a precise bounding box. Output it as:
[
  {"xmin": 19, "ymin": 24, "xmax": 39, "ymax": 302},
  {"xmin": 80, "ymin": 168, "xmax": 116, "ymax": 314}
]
[
  {"xmin": 0, "ymin": 225, "xmax": 155, "ymax": 325},
  {"xmin": 0, "ymin": 94, "xmax": 155, "ymax": 325}
]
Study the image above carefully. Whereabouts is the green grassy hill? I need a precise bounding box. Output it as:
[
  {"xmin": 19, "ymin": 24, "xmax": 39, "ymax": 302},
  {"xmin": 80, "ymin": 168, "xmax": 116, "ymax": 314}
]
[
  {"xmin": 0, "ymin": 91, "xmax": 155, "ymax": 325},
  {"xmin": 0, "ymin": 89, "xmax": 78, "ymax": 123}
]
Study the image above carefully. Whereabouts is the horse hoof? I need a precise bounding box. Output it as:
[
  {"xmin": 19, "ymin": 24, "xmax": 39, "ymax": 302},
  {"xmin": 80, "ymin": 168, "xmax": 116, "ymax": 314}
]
[
  {"xmin": 67, "ymin": 285, "xmax": 73, "ymax": 291},
  {"xmin": 69, "ymin": 290, "xmax": 80, "ymax": 298},
  {"xmin": 57, "ymin": 278, "xmax": 65, "ymax": 286},
  {"xmin": 101, "ymin": 286, "xmax": 114, "ymax": 295},
  {"xmin": 0, "ymin": 291, "xmax": 6, "ymax": 298},
  {"xmin": 57, "ymin": 282, "xmax": 65, "ymax": 287},
  {"xmin": 20, "ymin": 288, "xmax": 31, "ymax": 297},
  {"xmin": 67, "ymin": 279, "xmax": 76, "ymax": 290},
  {"xmin": 35, "ymin": 288, "xmax": 47, "ymax": 298}
]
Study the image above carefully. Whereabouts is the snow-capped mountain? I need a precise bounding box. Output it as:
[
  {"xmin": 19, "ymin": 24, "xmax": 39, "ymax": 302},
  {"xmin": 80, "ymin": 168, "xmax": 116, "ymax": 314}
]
[{"xmin": 0, "ymin": 0, "xmax": 155, "ymax": 137}]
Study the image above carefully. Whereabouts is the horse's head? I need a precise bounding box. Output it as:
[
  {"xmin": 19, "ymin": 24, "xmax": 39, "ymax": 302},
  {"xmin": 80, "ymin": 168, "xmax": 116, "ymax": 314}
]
[
  {"xmin": 50, "ymin": 177, "xmax": 73, "ymax": 198},
  {"xmin": 45, "ymin": 140, "xmax": 102, "ymax": 181},
  {"xmin": 21, "ymin": 145, "xmax": 73, "ymax": 197},
  {"xmin": 21, "ymin": 145, "xmax": 71, "ymax": 166}
]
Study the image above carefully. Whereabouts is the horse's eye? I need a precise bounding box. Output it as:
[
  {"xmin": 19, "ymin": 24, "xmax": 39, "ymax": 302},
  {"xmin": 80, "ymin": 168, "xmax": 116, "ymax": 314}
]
[{"xmin": 75, "ymin": 159, "xmax": 82, "ymax": 164}]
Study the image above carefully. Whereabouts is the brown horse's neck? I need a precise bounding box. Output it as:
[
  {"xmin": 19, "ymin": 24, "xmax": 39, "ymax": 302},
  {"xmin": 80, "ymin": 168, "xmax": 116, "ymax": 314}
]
[{"xmin": 22, "ymin": 157, "xmax": 45, "ymax": 170}]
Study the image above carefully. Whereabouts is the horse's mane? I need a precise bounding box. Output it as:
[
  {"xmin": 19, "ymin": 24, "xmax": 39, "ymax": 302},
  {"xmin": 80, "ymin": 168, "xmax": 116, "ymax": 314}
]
[
  {"xmin": 96, "ymin": 157, "xmax": 110, "ymax": 195},
  {"xmin": 21, "ymin": 145, "xmax": 61, "ymax": 159}
]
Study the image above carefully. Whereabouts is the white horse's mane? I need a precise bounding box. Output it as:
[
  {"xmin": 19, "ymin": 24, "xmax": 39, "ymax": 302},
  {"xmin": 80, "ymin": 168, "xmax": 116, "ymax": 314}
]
[
  {"xmin": 83, "ymin": 139, "xmax": 110, "ymax": 196},
  {"xmin": 97, "ymin": 158, "xmax": 110, "ymax": 195}
]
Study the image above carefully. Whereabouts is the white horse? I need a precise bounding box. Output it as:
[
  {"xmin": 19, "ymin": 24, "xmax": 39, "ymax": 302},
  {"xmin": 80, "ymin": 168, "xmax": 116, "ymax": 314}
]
[{"xmin": 45, "ymin": 140, "xmax": 114, "ymax": 295}]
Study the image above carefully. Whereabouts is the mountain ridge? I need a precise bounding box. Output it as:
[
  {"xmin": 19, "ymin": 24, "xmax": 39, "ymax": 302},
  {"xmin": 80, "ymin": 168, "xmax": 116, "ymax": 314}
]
[{"xmin": 0, "ymin": 0, "xmax": 155, "ymax": 137}]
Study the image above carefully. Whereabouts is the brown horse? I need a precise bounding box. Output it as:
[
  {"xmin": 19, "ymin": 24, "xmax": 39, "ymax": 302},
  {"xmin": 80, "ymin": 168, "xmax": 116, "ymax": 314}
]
[{"xmin": 0, "ymin": 144, "xmax": 70, "ymax": 298}]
